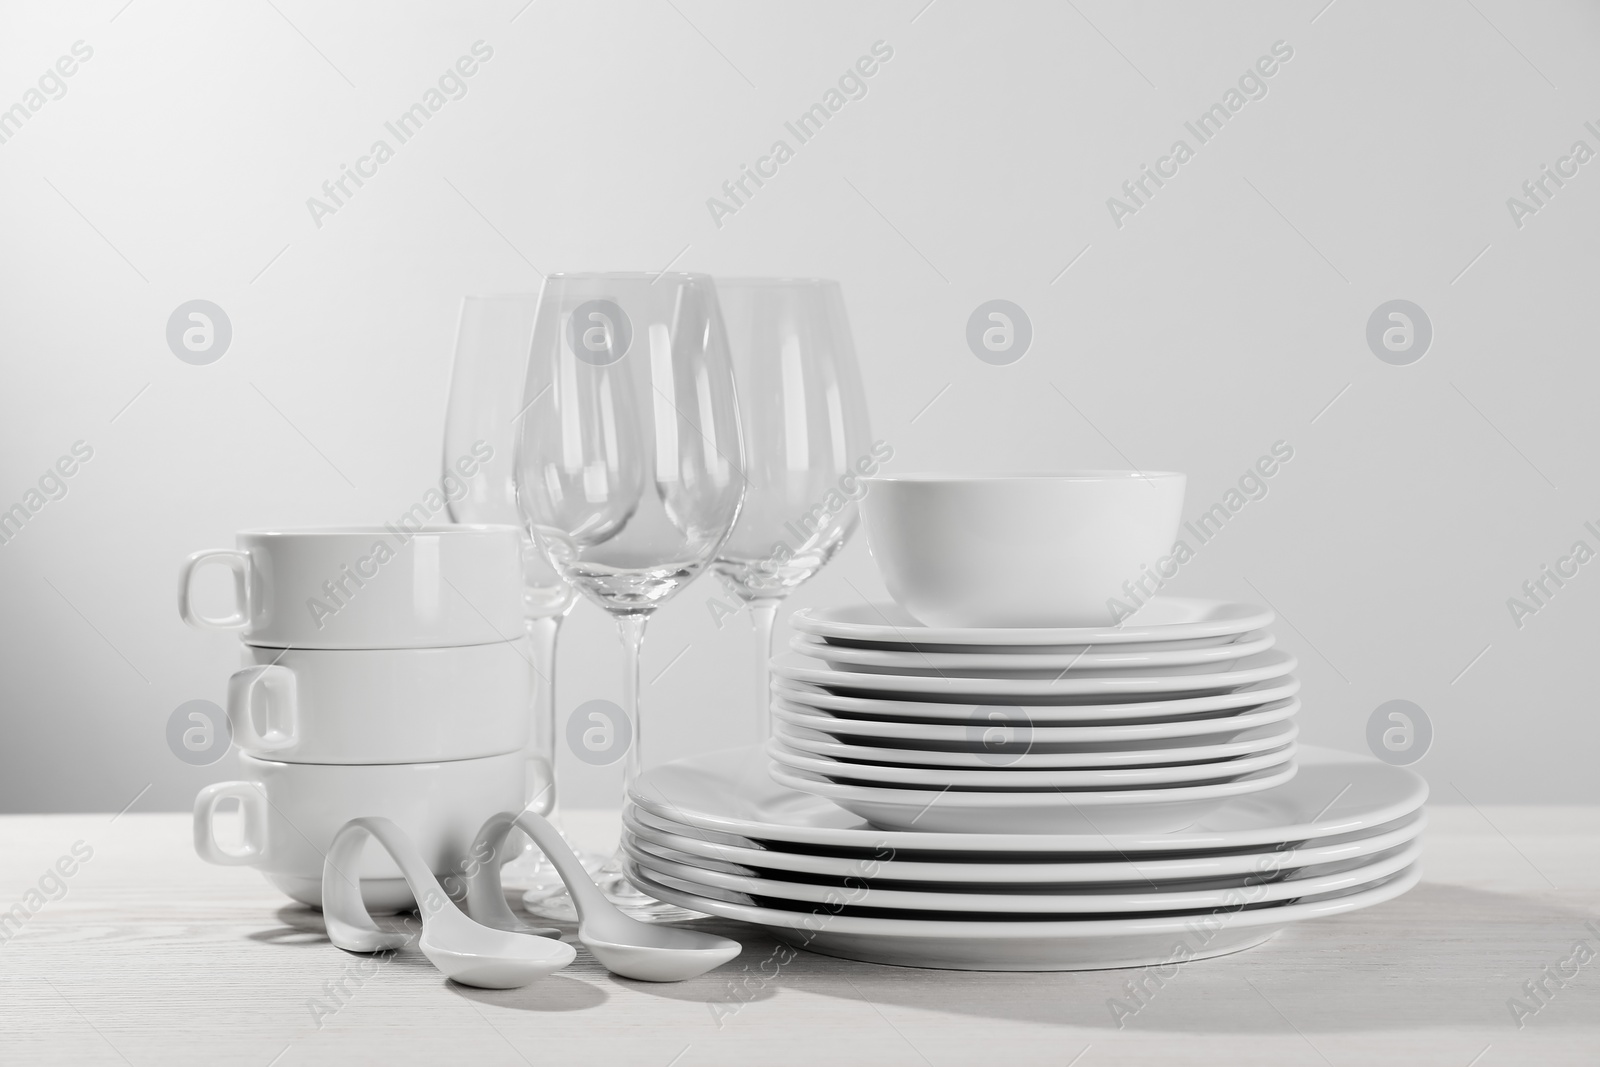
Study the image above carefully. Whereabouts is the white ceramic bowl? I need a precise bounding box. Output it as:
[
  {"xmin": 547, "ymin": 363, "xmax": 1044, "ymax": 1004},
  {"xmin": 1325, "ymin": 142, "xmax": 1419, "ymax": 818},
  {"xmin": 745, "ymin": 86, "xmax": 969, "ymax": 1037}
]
[
  {"xmin": 178, "ymin": 524, "xmax": 525, "ymax": 649},
  {"xmin": 228, "ymin": 640, "xmax": 532, "ymax": 764},
  {"xmin": 859, "ymin": 473, "xmax": 1186, "ymax": 628},
  {"xmin": 192, "ymin": 752, "xmax": 528, "ymax": 912}
]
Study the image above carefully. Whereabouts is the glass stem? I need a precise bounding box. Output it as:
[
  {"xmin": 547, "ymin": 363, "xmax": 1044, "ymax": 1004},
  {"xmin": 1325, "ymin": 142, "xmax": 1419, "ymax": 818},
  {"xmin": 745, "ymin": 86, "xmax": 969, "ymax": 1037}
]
[
  {"xmin": 525, "ymin": 613, "xmax": 562, "ymax": 820},
  {"xmin": 616, "ymin": 612, "xmax": 650, "ymax": 799},
  {"xmin": 748, "ymin": 598, "xmax": 781, "ymax": 741}
]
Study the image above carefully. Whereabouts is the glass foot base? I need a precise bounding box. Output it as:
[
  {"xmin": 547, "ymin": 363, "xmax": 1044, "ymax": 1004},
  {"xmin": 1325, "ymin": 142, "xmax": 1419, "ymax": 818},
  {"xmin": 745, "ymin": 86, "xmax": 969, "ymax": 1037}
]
[
  {"xmin": 595, "ymin": 859, "xmax": 708, "ymax": 923},
  {"xmin": 520, "ymin": 884, "xmax": 580, "ymax": 924},
  {"xmin": 499, "ymin": 833, "xmax": 611, "ymax": 924}
]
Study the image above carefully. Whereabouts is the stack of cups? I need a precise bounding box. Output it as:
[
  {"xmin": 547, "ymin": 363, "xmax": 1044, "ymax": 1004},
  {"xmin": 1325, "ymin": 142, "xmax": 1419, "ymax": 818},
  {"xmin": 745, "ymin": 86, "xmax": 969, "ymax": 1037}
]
[{"xmin": 181, "ymin": 525, "xmax": 532, "ymax": 913}]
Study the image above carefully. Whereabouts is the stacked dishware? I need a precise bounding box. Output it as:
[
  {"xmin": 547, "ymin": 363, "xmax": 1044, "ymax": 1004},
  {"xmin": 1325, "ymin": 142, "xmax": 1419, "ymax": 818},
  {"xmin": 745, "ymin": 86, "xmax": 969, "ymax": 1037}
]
[
  {"xmin": 622, "ymin": 472, "xmax": 1426, "ymax": 969},
  {"xmin": 623, "ymin": 746, "xmax": 1424, "ymax": 969},
  {"xmin": 768, "ymin": 602, "xmax": 1296, "ymax": 834},
  {"xmin": 182, "ymin": 524, "xmax": 536, "ymax": 912}
]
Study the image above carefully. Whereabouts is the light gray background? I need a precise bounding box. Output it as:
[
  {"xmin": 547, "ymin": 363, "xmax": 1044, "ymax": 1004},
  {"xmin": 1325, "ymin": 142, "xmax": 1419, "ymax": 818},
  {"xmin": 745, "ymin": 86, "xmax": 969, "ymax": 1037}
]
[{"xmin": 1, "ymin": 0, "xmax": 1595, "ymax": 812}]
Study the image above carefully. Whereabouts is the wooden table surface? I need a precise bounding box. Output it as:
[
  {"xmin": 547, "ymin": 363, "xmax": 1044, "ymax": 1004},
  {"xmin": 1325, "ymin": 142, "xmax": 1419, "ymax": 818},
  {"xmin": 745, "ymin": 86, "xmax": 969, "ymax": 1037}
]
[{"xmin": 0, "ymin": 806, "xmax": 1596, "ymax": 1065}]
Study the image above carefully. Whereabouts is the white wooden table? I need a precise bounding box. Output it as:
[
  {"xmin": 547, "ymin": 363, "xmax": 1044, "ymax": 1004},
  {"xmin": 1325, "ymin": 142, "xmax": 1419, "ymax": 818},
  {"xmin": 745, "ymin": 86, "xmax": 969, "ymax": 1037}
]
[{"xmin": 1, "ymin": 807, "xmax": 1596, "ymax": 1065}]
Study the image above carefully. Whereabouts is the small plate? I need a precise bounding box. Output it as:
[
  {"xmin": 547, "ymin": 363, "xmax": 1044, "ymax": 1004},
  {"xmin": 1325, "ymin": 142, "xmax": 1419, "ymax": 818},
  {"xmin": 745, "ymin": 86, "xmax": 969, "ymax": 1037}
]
[
  {"xmin": 774, "ymin": 677, "xmax": 1302, "ymax": 723},
  {"xmin": 772, "ymin": 649, "xmax": 1296, "ymax": 701},
  {"xmin": 773, "ymin": 695, "xmax": 1300, "ymax": 747},
  {"xmin": 774, "ymin": 718, "xmax": 1299, "ymax": 768},
  {"xmin": 623, "ymin": 806, "xmax": 1427, "ymax": 884},
  {"xmin": 622, "ymin": 863, "xmax": 1423, "ymax": 970},
  {"xmin": 792, "ymin": 598, "xmax": 1275, "ymax": 651},
  {"xmin": 770, "ymin": 760, "xmax": 1299, "ymax": 834},
  {"xmin": 791, "ymin": 631, "xmax": 1275, "ymax": 678},
  {"xmin": 768, "ymin": 738, "xmax": 1297, "ymax": 789}
]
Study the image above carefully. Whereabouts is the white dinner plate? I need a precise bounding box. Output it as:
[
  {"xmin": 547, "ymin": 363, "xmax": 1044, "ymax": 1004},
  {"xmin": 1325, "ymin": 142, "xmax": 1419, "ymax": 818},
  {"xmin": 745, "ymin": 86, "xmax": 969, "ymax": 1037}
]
[
  {"xmin": 773, "ymin": 696, "xmax": 1301, "ymax": 750},
  {"xmin": 627, "ymin": 744, "xmax": 1426, "ymax": 853},
  {"xmin": 774, "ymin": 718, "xmax": 1299, "ymax": 769},
  {"xmin": 768, "ymin": 738, "xmax": 1297, "ymax": 789},
  {"xmin": 791, "ymin": 598, "xmax": 1275, "ymax": 652},
  {"xmin": 624, "ymin": 837, "xmax": 1421, "ymax": 914},
  {"xmin": 769, "ymin": 760, "xmax": 1297, "ymax": 834},
  {"xmin": 623, "ymin": 806, "xmax": 1427, "ymax": 884},
  {"xmin": 622, "ymin": 862, "xmax": 1423, "ymax": 970},
  {"xmin": 771, "ymin": 650, "xmax": 1296, "ymax": 701},
  {"xmin": 791, "ymin": 631, "xmax": 1275, "ymax": 678},
  {"xmin": 774, "ymin": 678, "xmax": 1302, "ymax": 724}
]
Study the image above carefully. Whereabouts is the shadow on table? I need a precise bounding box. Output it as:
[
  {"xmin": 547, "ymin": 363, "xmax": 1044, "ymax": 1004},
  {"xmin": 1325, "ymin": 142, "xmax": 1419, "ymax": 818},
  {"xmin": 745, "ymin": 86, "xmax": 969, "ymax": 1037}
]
[
  {"xmin": 245, "ymin": 905, "xmax": 448, "ymax": 978},
  {"xmin": 247, "ymin": 904, "xmax": 426, "ymax": 944},
  {"xmin": 707, "ymin": 883, "xmax": 1600, "ymax": 1034},
  {"xmin": 246, "ymin": 905, "xmax": 331, "ymax": 947},
  {"xmin": 232, "ymin": 885, "xmax": 1589, "ymax": 1034},
  {"xmin": 450, "ymin": 976, "xmax": 610, "ymax": 1012},
  {"xmin": 245, "ymin": 902, "xmax": 614, "ymax": 1008},
  {"xmin": 578, "ymin": 917, "xmax": 782, "ymax": 1011}
]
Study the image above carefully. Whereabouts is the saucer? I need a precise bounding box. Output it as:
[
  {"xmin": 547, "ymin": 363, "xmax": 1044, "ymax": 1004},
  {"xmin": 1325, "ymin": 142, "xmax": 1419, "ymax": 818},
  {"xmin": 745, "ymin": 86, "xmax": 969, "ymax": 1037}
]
[
  {"xmin": 771, "ymin": 650, "xmax": 1297, "ymax": 701},
  {"xmin": 773, "ymin": 717, "xmax": 1299, "ymax": 768},
  {"xmin": 772, "ymin": 677, "xmax": 1302, "ymax": 723},
  {"xmin": 767, "ymin": 738, "xmax": 1297, "ymax": 789},
  {"xmin": 790, "ymin": 631, "xmax": 1274, "ymax": 678},
  {"xmin": 791, "ymin": 598, "xmax": 1275, "ymax": 651},
  {"xmin": 771, "ymin": 695, "xmax": 1301, "ymax": 745}
]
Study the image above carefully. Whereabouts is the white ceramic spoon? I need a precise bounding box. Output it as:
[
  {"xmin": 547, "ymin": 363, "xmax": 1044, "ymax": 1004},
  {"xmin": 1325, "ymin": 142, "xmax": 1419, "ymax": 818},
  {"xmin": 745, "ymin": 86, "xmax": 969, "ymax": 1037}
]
[
  {"xmin": 321, "ymin": 816, "xmax": 575, "ymax": 989},
  {"xmin": 466, "ymin": 810, "xmax": 742, "ymax": 982}
]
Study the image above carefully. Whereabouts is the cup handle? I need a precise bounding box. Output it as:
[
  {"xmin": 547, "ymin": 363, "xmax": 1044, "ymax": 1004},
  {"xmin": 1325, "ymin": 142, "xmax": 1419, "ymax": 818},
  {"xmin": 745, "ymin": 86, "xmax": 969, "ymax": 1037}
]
[
  {"xmin": 192, "ymin": 781, "xmax": 269, "ymax": 865},
  {"xmin": 227, "ymin": 665, "xmax": 297, "ymax": 752},
  {"xmin": 178, "ymin": 549, "xmax": 252, "ymax": 631}
]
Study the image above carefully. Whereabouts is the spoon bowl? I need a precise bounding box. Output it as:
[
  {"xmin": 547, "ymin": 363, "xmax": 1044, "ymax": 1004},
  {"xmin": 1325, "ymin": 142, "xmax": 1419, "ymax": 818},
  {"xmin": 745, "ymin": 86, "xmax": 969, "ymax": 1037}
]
[
  {"xmin": 581, "ymin": 921, "xmax": 742, "ymax": 983},
  {"xmin": 322, "ymin": 817, "xmax": 575, "ymax": 989},
  {"xmin": 420, "ymin": 924, "xmax": 572, "ymax": 989},
  {"xmin": 466, "ymin": 810, "xmax": 741, "ymax": 982}
]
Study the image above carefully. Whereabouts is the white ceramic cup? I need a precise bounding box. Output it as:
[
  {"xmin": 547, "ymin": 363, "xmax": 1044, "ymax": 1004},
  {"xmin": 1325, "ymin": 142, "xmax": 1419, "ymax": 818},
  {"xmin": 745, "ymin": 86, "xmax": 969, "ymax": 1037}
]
[
  {"xmin": 178, "ymin": 524, "xmax": 524, "ymax": 649},
  {"xmin": 227, "ymin": 639, "xmax": 532, "ymax": 764},
  {"xmin": 860, "ymin": 473, "xmax": 1187, "ymax": 628},
  {"xmin": 192, "ymin": 751, "xmax": 528, "ymax": 912}
]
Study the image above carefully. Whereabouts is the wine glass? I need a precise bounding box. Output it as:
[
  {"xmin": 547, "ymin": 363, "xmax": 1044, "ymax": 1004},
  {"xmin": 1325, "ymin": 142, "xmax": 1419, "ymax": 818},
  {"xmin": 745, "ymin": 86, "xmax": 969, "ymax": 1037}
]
[
  {"xmin": 515, "ymin": 273, "xmax": 745, "ymax": 918},
  {"xmin": 442, "ymin": 294, "xmax": 590, "ymax": 921},
  {"xmin": 712, "ymin": 279, "xmax": 871, "ymax": 738}
]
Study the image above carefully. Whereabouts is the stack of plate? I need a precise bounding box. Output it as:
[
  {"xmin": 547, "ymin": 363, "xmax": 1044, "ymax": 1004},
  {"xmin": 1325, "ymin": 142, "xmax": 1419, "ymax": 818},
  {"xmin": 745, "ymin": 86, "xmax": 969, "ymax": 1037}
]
[
  {"xmin": 769, "ymin": 598, "xmax": 1298, "ymax": 834},
  {"xmin": 621, "ymin": 596, "xmax": 1427, "ymax": 970},
  {"xmin": 622, "ymin": 745, "xmax": 1426, "ymax": 970}
]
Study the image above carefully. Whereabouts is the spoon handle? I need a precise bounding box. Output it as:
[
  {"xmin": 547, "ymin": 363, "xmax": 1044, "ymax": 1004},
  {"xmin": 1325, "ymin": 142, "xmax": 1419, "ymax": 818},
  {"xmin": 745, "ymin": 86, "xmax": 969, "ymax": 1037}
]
[
  {"xmin": 321, "ymin": 816, "xmax": 463, "ymax": 953},
  {"xmin": 464, "ymin": 810, "xmax": 611, "ymax": 928},
  {"xmin": 462, "ymin": 812, "xmax": 537, "ymax": 934},
  {"xmin": 512, "ymin": 811, "xmax": 614, "ymax": 919}
]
